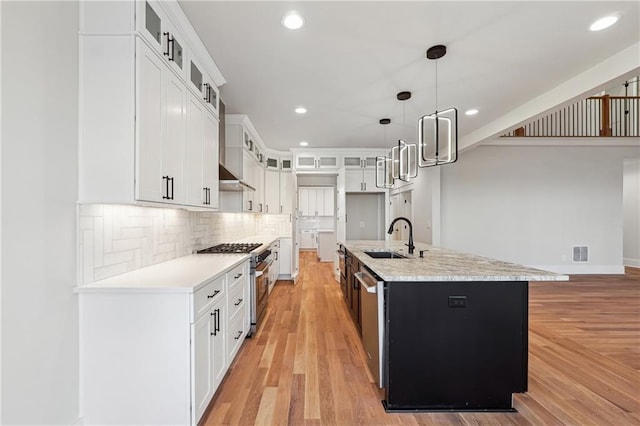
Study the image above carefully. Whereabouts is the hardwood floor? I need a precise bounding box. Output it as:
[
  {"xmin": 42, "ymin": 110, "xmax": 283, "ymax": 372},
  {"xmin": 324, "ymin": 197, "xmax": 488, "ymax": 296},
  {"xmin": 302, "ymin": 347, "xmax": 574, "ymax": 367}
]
[{"xmin": 202, "ymin": 254, "xmax": 640, "ymax": 425}]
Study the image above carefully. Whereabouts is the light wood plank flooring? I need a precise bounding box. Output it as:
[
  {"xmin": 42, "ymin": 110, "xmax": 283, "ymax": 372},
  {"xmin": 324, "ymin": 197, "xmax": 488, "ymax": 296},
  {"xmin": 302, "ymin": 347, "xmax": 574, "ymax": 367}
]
[{"xmin": 202, "ymin": 253, "xmax": 640, "ymax": 425}]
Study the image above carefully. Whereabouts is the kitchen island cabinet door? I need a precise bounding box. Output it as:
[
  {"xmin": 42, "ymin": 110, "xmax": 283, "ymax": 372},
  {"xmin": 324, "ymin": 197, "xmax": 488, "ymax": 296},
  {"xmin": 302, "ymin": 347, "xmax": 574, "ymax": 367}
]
[{"xmin": 384, "ymin": 280, "xmax": 528, "ymax": 412}]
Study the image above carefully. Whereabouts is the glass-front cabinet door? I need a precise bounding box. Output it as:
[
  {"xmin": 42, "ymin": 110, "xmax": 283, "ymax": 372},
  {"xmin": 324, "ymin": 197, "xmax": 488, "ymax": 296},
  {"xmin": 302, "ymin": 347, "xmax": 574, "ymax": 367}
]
[{"xmin": 144, "ymin": 1, "xmax": 162, "ymax": 47}]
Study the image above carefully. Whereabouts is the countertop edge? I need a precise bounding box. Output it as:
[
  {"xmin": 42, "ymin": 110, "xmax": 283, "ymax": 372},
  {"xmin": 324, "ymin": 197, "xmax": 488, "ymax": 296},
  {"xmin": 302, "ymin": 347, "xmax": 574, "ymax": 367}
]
[{"xmin": 344, "ymin": 240, "xmax": 569, "ymax": 282}]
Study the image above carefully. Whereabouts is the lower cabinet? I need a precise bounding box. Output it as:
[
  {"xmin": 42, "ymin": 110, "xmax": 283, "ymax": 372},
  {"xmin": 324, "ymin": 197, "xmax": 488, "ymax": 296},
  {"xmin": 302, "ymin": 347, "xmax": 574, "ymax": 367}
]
[
  {"xmin": 78, "ymin": 259, "xmax": 250, "ymax": 426},
  {"xmin": 193, "ymin": 296, "xmax": 225, "ymax": 421},
  {"xmin": 344, "ymin": 249, "xmax": 361, "ymax": 333},
  {"xmin": 279, "ymin": 237, "xmax": 292, "ymax": 279}
]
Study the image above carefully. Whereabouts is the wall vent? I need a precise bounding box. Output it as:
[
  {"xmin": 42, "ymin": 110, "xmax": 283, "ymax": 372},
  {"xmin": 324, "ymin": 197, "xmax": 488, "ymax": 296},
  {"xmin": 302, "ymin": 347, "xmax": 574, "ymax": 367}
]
[{"xmin": 572, "ymin": 246, "xmax": 589, "ymax": 262}]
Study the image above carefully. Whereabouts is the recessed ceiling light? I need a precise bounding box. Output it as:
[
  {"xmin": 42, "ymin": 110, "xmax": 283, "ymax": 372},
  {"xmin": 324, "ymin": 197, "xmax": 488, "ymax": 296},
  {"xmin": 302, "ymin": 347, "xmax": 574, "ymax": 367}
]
[
  {"xmin": 282, "ymin": 11, "xmax": 304, "ymax": 30},
  {"xmin": 295, "ymin": 106, "xmax": 307, "ymax": 114},
  {"xmin": 299, "ymin": 141, "xmax": 308, "ymax": 146},
  {"xmin": 590, "ymin": 15, "xmax": 619, "ymax": 31},
  {"xmin": 465, "ymin": 109, "xmax": 479, "ymax": 116}
]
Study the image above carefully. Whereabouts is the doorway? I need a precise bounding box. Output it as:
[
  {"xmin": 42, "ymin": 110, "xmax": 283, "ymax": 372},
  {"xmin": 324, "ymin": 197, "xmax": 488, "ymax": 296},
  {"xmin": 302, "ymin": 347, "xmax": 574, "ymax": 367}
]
[
  {"xmin": 345, "ymin": 193, "xmax": 385, "ymax": 240},
  {"xmin": 389, "ymin": 190, "xmax": 412, "ymax": 242}
]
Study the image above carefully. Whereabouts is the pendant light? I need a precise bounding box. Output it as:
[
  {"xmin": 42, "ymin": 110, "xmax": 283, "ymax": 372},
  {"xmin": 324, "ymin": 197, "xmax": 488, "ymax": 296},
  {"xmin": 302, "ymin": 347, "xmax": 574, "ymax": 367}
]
[
  {"xmin": 419, "ymin": 44, "xmax": 458, "ymax": 167},
  {"xmin": 376, "ymin": 118, "xmax": 395, "ymax": 189},
  {"xmin": 392, "ymin": 92, "xmax": 418, "ymax": 181}
]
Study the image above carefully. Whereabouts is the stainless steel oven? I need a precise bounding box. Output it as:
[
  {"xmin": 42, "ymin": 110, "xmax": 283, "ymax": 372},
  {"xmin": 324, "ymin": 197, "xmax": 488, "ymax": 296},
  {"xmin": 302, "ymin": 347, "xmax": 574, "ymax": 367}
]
[{"xmin": 250, "ymin": 248, "xmax": 272, "ymax": 335}]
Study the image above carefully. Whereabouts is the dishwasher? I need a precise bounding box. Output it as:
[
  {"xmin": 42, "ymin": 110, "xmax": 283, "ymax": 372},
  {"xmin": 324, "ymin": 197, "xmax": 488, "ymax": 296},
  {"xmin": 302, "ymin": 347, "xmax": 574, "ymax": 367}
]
[{"xmin": 355, "ymin": 266, "xmax": 385, "ymax": 388}]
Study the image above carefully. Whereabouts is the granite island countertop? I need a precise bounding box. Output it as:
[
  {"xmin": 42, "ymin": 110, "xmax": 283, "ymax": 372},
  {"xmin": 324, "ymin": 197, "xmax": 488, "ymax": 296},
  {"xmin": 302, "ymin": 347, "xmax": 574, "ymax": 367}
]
[{"xmin": 343, "ymin": 240, "xmax": 569, "ymax": 282}]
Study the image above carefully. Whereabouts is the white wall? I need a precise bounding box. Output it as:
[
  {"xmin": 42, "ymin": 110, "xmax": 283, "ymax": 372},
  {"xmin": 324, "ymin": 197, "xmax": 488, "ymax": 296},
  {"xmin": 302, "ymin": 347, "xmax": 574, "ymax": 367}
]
[
  {"xmin": 623, "ymin": 157, "xmax": 640, "ymax": 267},
  {"xmin": 1, "ymin": 1, "xmax": 80, "ymax": 424},
  {"xmin": 438, "ymin": 145, "xmax": 637, "ymax": 274}
]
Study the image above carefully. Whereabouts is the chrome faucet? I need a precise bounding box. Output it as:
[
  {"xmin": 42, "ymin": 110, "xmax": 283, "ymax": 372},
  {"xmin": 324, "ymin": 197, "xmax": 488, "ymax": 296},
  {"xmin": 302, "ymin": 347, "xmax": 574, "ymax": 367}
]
[{"xmin": 387, "ymin": 217, "xmax": 415, "ymax": 254}]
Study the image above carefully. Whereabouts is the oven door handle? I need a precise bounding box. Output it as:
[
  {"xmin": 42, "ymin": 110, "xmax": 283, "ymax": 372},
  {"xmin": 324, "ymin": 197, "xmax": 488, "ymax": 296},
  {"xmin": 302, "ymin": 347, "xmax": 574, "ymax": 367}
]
[{"xmin": 255, "ymin": 270, "xmax": 264, "ymax": 277}]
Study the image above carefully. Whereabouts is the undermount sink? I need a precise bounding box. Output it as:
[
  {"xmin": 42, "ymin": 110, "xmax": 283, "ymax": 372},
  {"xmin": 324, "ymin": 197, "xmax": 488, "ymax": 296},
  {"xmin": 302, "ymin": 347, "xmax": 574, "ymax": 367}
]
[{"xmin": 364, "ymin": 250, "xmax": 407, "ymax": 259}]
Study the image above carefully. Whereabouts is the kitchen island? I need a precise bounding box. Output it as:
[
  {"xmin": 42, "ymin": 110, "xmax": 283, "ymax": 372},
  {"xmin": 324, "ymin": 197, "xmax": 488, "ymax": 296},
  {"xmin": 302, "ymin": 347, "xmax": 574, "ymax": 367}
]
[{"xmin": 342, "ymin": 240, "xmax": 568, "ymax": 413}]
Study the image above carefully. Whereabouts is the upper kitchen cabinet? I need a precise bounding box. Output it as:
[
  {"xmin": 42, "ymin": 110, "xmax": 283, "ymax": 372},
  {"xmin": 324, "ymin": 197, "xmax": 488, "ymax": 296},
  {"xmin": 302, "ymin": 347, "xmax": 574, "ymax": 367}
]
[
  {"xmin": 220, "ymin": 115, "xmax": 267, "ymax": 213},
  {"xmin": 343, "ymin": 154, "xmax": 377, "ymax": 169},
  {"xmin": 189, "ymin": 57, "xmax": 220, "ymax": 118},
  {"xmin": 78, "ymin": 0, "xmax": 225, "ymax": 208},
  {"xmin": 184, "ymin": 90, "xmax": 220, "ymax": 208},
  {"xmin": 299, "ymin": 187, "xmax": 334, "ymax": 217},
  {"xmin": 293, "ymin": 151, "xmax": 340, "ymax": 171},
  {"xmin": 261, "ymin": 153, "xmax": 293, "ymax": 215}
]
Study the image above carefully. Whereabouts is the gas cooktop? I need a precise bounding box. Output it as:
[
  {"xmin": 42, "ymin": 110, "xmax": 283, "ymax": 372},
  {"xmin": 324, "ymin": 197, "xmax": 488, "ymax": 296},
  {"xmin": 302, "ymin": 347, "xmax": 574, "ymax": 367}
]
[{"xmin": 197, "ymin": 243, "xmax": 262, "ymax": 254}]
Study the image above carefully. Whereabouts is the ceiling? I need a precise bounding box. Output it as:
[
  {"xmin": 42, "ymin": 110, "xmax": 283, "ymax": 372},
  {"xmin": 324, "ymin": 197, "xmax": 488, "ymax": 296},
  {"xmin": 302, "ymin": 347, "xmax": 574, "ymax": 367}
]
[{"xmin": 179, "ymin": 1, "xmax": 639, "ymax": 151}]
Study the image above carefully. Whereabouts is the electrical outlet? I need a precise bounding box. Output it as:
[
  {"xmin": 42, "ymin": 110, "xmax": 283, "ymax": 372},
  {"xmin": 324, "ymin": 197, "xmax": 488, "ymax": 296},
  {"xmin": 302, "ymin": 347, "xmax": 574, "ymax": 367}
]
[{"xmin": 448, "ymin": 296, "xmax": 467, "ymax": 308}]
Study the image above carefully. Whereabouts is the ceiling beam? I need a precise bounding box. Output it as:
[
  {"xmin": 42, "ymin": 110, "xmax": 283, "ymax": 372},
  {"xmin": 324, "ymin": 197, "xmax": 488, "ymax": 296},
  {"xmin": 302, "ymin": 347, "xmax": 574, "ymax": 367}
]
[{"xmin": 459, "ymin": 41, "xmax": 640, "ymax": 152}]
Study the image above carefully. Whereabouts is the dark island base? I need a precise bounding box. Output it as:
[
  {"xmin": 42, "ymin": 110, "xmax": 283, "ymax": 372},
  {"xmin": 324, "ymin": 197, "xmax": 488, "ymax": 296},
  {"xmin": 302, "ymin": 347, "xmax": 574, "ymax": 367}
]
[
  {"xmin": 383, "ymin": 280, "xmax": 528, "ymax": 412},
  {"xmin": 381, "ymin": 397, "xmax": 518, "ymax": 413},
  {"xmin": 382, "ymin": 400, "xmax": 517, "ymax": 413}
]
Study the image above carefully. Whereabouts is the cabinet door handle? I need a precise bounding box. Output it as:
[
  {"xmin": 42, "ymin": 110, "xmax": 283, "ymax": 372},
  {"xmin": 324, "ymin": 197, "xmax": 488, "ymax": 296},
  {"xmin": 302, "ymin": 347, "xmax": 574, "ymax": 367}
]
[
  {"xmin": 163, "ymin": 32, "xmax": 175, "ymax": 61},
  {"xmin": 363, "ymin": 182, "xmax": 366, "ymax": 191},
  {"xmin": 249, "ymin": 200, "xmax": 253, "ymax": 211},
  {"xmin": 234, "ymin": 330, "xmax": 243, "ymax": 340},
  {"xmin": 169, "ymin": 177, "xmax": 174, "ymax": 200},
  {"xmin": 280, "ymin": 205, "xmax": 283, "ymax": 213},
  {"xmin": 207, "ymin": 290, "xmax": 220, "ymax": 299},
  {"xmin": 210, "ymin": 309, "xmax": 221, "ymax": 335},
  {"xmin": 162, "ymin": 176, "xmax": 171, "ymax": 199},
  {"xmin": 259, "ymin": 203, "xmax": 263, "ymax": 212},
  {"xmin": 203, "ymin": 83, "xmax": 210, "ymax": 102},
  {"xmin": 207, "ymin": 188, "xmax": 210, "ymax": 205},
  {"xmin": 266, "ymin": 204, "xmax": 269, "ymax": 213},
  {"xmin": 203, "ymin": 187, "xmax": 207, "ymax": 205},
  {"xmin": 275, "ymin": 252, "xmax": 278, "ymax": 261},
  {"xmin": 233, "ymin": 273, "xmax": 243, "ymax": 279},
  {"xmin": 234, "ymin": 298, "xmax": 243, "ymax": 306},
  {"xmin": 163, "ymin": 32, "xmax": 171, "ymax": 58}
]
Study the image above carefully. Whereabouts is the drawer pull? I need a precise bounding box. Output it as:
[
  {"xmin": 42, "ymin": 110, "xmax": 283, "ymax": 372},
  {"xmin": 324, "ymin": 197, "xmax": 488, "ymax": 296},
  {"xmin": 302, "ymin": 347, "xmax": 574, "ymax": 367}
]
[
  {"xmin": 207, "ymin": 290, "xmax": 221, "ymax": 299},
  {"xmin": 234, "ymin": 298, "xmax": 243, "ymax": 306},
  {"xmin": 234, "ymin": 273, "xmax": 243, "ymax": 279},
  {"xmin": 234, "ymin": 331, "xmax": 243, "ymax": 340}
]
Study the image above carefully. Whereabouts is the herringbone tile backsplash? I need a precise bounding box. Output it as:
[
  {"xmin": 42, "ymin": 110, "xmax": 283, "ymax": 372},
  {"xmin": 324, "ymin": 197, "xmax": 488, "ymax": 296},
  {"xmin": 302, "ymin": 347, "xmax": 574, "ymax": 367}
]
[{"xmin": 78, "ymin": 204, "xmax": 291, "ymax": 285}]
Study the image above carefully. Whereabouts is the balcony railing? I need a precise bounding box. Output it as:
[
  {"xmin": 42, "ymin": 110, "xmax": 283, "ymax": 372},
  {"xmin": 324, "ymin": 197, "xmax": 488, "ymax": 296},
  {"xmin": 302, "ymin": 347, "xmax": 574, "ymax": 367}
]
[{"xmin": 502, "ymin": 95, "xmax": 639, "ymax": 137}]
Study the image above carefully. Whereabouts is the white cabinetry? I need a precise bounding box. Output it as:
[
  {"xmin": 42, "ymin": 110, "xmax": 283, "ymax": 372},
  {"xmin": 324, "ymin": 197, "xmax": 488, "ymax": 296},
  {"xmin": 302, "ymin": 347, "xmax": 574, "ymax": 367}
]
[
  {"xmin": 280, "ymin": 171, "xmax": 294, "ymax": 215},
  {"xmin": 78, "ymin": 258, "xmax": 250, "ymax": 426},
  {"xmin": 269, "ymin": 240, "xmax": 280, "ymax": 293},
  {"xmin": 344, "ymin": 154, "xmax": 381, "ymax": 193},
  {"xmin": 300, "ymin": 230, "xmax": 318, "ymax": 249},
  {"xmin": 78, "ymin": 1, "xmax": 224, "ymax": 209},
  {"xmin": 279, "ymin": 237, "xmax": 292, "ymax": 278},
  {"xmin": 185, "ymin": 91, "xmax": 219, "ymax": 208},
  {"xmin": 295, "ymin": 153, "xmax": 340, "ymax": 170},
  {"xmin": 193, "ymin": 294, "xmax": 224, "ymax": 421},
  {"xmin": 298, "ymin": 187, "xmax": 334, "ymax": 216},
  {"xmin": 264, "ymin": 169, "xmax": 280, "ymax": 214}
]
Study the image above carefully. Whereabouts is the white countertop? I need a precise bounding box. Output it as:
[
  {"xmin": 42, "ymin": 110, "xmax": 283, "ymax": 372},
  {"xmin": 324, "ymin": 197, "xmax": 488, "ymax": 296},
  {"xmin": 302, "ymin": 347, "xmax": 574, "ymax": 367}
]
[
  {"xmin": 343, "ymin": 240, "xmax": 569, "ymax": 282},
  {"xmin": 76, "ymin": 234, "xmax": 290, "ymax": 294},
  {"xmin": 75, "ymin": 254, "xmax": 249, "ymax": 294}
]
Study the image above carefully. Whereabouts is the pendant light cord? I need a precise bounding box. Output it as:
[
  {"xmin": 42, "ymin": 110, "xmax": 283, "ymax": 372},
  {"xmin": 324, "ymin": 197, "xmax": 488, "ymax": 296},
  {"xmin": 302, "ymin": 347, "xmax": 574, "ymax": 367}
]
[{"xmin": 434, "ymin": 60, "xmax": 439, "ymax": 113}]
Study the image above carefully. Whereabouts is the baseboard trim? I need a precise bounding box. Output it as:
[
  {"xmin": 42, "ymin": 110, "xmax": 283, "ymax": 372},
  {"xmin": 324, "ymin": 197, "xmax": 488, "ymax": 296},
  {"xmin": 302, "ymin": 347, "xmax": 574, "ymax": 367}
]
[
  {"xmin": 623, "ymin": 258, "xmax": 640, "ymax": 268},
  {"xmin": 532, "ymin": 264, "xmax": 626, "ymax": 275}
]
